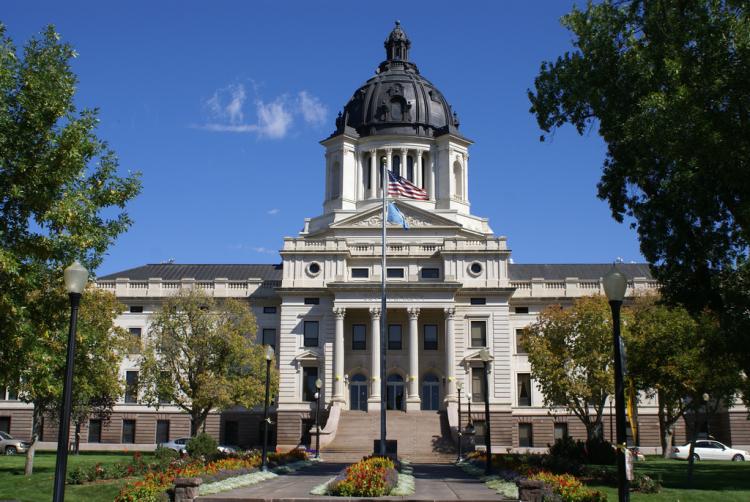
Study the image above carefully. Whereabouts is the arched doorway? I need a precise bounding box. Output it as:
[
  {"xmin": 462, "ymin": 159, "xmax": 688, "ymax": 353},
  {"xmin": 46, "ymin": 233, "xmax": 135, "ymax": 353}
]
[
  {"xmin": 386, "ymin": 374, "xmax": 405, "ymax": 411},
  {"xmin": 421, "ymin": 373, "xmax": 440, "ymax": 410},
  {"xmin": 349, "ymin": 374, "xmax": 368, "ymax": 411}
]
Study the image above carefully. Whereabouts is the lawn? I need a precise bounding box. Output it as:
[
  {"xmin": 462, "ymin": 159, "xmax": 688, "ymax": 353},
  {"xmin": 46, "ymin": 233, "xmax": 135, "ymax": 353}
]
[
  {"xmin": 588, "ymin": 456, "xmax": 750, "ymax": 501},
  {"xmin": 0, "ymin": 451, "xmax": 140, "ymax": 502}
]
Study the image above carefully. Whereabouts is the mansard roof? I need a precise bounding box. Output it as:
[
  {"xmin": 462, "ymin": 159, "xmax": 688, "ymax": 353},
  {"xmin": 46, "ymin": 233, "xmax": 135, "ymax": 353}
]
[
  {"xmin": 97, "ymin": 263, "xmax": 282, "ymax": 281},
  {"xmin": 508, "ymin": 263, "xmax": 653, "ymax": 281}
]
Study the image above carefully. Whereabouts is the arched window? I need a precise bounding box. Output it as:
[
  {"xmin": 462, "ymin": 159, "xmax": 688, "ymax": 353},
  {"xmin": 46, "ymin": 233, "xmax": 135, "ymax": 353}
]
[
  {"xmin": 392, "ymin": 155, "xmax": 401, "ymax": 178},
  {"xmin": 406, "ymin": 156, "xmax": 414, "ymax": 182},
  {"xmin": 453, "ymin": 161, "xmax": 463, "ymax": 200},
  {"xmin": 364, "ymin": 156, "xmax": 371, "ymax": 191},
  {"xmin": 332, "ymin": 161, "xmax": 341, "ymax": 199}
]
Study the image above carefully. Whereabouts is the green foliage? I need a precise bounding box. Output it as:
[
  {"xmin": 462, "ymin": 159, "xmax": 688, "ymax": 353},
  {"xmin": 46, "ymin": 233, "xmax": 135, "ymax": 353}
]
[
  {"xmin": 186, "ymin": 433, "xmax": 218, "ymax": 459},
  {"xmin": 0, "ymin": 23, "xmax": 141, "ymax": 388},
  {"xmin": 531, "ymin": 471, "xmax": 608, "ymax": 502},
  {"xmin": 328, "ymin": 456, "xmax": 398, "ymax": 497},
  {"xmin": 153, "ymin": 446, "xmax": 179, "ymax": 466},
  {"xmin": 528, "ymin": 0, "xmax": 750, "ymax": 396},
  {"xmin": 139, "ymin": 289, "xmax": 277, "ymax": 434},
  {"xmin": 521, "ymin": 295, "xmax": 615, "ymax": 439}
]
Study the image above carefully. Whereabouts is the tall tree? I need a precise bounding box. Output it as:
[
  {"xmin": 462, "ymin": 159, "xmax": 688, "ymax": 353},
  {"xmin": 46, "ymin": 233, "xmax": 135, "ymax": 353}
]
[
  {"xmin": 0, "ymin": 23, "xmax": 141, "ymax": 388},
  {"xmin": 521, "ymin": 295, "xmax": 616, "ymax": 440},
  {"xmin": 20, "ymin": 286, "xmax": 128, "ymax": 474},
  {"xmin": 139, "ymin": 289, "xmax": 277, "ymax": 435},
  {"xmin": 626, "ymin": 294, "xmax": 740, "ymax": 457},
  {"xmin": 528, "ymin": 1, "xmax": 750, "ymax": 389}
]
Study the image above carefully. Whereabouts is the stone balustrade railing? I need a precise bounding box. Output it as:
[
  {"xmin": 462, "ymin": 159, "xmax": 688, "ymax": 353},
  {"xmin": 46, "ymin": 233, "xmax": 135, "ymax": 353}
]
[
  {"xmin": 96, "ymin": 277, "xmax": 278, "ymax": 298},
  {"xmin": 509, "ymin": 277, "xmax": 658, "ymax": 298},
  {"xmin": 282, "ymin": 236, "xmax": 507, "ymax": 255}
]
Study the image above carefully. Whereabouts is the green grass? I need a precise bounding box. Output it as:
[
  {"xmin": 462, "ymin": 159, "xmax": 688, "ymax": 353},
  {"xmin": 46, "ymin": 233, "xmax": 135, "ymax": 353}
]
[
  {"xmin": 587, "ymin": 456, "xmax": 750, "ymax": 501},
  {"xmin": 0, "ymin": 451, "xmax": 141, "ymax": 502}
]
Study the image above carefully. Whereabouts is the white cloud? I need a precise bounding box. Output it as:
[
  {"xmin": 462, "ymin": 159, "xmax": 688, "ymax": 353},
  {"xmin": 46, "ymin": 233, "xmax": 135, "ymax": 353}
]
[
  {"xmin": 267, "ymin": 208, "xmax": 280, "ymax": 215},
  {"xmin": 252, "ymin": 246, "xmax": 276, "ymax": 254},
  {"xmin": 297, "ymin": 91, "xmax": 327, "ymax": 126},
  {"xmin": 196, "ymin": 83, "xmax": 327, "ymax": 140}
]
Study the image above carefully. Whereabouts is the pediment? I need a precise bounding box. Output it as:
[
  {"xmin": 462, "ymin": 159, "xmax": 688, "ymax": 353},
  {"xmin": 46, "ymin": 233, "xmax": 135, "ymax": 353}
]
[
  {"xmin": 461, "ymin": 350, "xmax": 495, "ymax": 365},
  {"xmin": 330, "ymin": 202, "xmax": 461, "ymax": 230}
]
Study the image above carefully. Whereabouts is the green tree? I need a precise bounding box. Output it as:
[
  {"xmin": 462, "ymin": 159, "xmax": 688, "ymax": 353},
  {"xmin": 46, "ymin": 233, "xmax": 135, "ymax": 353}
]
[
  {"xmin": 626, "ymin": 294, "xmax": 740, "ymax": 457},
  {"xmin": 521, "ymin": 295, "xmax": 616, "ymax": 440},
  {"xmin": 528, "ymin": 1, "xmax": 750, "ymax": 390},
  {"xmin": 139, "ymin": 289, "xmax": 277, "ymax": 435},
  {"xmin": 0, "ymin": 22, "xmax": 140, "ymax": 388},
  {"xmin": 19, "ymin": 287, "xmax": 128, "ymax": 474}
]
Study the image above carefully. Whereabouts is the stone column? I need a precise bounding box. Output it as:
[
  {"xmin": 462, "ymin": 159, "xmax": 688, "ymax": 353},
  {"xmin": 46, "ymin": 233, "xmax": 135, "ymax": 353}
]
[
  {"xmin": 444, "ymin": 308, "xmax": 457, "ymax": 402},
  {"xmin": 368, "ymin": 150, "xmax": 376, "ymax": 199},
  {"xmin": 400, "ymin": 149, "xmax": 408, "ymax": 181},
  {"xmin": 368, "ymin": 307, "xmax": 381, "ymax": 411},
  {"xmin": 463, "ymin": 153, "xmax": 469, "ymax": 203},
  {"xmin": 406, "ymin": 307, "xmax": 421, "ymax": 411},
  {"xmin": 428, "ymin": 151, "xmax": 436, "ymax": 199},
  {"xmin": 333, "ymin": 307, "xmax": 346, "ymax": 402},
  {"xmin": 416, "ymin": 150, "xmax": 423, "ymax": 188}
]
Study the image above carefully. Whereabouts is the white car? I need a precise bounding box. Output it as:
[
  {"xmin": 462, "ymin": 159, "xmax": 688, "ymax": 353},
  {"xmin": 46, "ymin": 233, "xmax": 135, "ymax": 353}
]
[
  {"xmin": 672, "ymin": 440, "xmax": 748, "ymax": 461},
  {"xmin": 159, "ymin": 437, "xmax": 189, "ymax": 453}
]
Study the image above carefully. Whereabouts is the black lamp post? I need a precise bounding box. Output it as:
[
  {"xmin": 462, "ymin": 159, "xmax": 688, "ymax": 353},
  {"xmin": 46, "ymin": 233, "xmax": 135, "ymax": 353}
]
[
  {"xmin": 456, "ymin": 381, "xmax": 464, "ymax": 463},
  {"xmin": 479, "ymin": 348, "xmax": 493, "ymax": 475},
  {"xmin": 604, "ymin": 264, "xmax": 630, "ymax": 502},
  {"xmin": 314, "ymin": 378, "xmax": 322, "ymax": 459},
  {"xmin": 261, "ymin": 345, "xmax": 274, "ymax": 472},
  {"xmin": 53, "ymin": 261, "xmax": 88, "ymax": 502}
]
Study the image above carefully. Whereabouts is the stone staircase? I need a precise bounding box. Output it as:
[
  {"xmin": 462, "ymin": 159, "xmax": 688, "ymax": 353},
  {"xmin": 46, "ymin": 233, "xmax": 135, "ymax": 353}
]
[{"xmin": 321, "ymin": 410, "xmax": 456, "ymax": 463}]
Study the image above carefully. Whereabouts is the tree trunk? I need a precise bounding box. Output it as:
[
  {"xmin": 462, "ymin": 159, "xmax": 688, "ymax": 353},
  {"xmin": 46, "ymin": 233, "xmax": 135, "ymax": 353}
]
[
  {"xmin": 24, "ymin": 406, "xmax": 41, "ymax": 476},
  {"xmin": 74, "ymin": 421, "xmax": 81, "ymax": 455}
]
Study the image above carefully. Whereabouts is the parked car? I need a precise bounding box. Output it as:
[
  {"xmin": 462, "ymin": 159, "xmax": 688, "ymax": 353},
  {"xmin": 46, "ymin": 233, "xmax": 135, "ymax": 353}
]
[
  {"xmin": 217, "ymin": 444, "xmax": 238, "ymax": 454},
  {"xmin": 159, "ymin": 437, "xmax": 190, "ymax": 453},
  {"xmin": 671, "ymin": 440, "xmax": 749, "ymax": 461},
  {"xmin": 0, "ymin": 431, "xmax": 30, "ymax": 455}
]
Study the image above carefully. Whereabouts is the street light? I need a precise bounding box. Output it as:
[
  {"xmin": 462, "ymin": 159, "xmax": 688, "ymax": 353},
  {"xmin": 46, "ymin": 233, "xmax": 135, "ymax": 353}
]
[
  {"xmin": 53, "ymin": 260, "xmax": 88, "ymax": 502},
  {"xmin": 261, "ymin": 345, "xmax": 274, "ymax": 472},
  {"xmin": 456, "ymin": 381, "xmax": 464, "ymax": 463},
  {"xmin": 603, "ymin": 264, "xmax": 629, "ymax": 502},
  {"xmin": 314, "ymin": 378, "xmax": 323, "ymax": 459},
  {"xmin": 479, "ymin": 347, "xmax": 493, "ymax": 475}
]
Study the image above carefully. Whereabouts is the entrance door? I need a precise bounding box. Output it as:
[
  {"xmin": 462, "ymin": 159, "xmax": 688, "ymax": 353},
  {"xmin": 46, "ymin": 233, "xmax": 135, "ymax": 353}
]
[
  {"xmin": 349, "ymin": 374, "xmax": 368, "ymax": 411},
  {"xmin": 421, "ymin": 373, "xmax": 440, "ymax": 410},
  {"xmin": 386, "ymin": 374, "xmax": 405, "ymax": 410}
]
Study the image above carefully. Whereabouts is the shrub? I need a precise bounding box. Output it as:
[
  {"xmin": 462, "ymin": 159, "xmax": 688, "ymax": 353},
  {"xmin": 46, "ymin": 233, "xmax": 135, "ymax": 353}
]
[
  {"xmin": 66, "ymin": 465, "xmax": 88, "ymax": 485},
  {"xmin": 531, "ymin": 471, "xmax": 608, "ymax": 502},
  {"xmin": 548, "ymin": 436, "xmax": 617, "ymax": 466},
  {"xmin": 154, "ymin": 445, "xmax": 179, "ymax": 465},
  {"xmin": 186, "ymin": 433, "xmax": 218, "ymax": 459},
  {"xmin": 631, "ymin": 473, "xmax": 661, "ymax": 494}
]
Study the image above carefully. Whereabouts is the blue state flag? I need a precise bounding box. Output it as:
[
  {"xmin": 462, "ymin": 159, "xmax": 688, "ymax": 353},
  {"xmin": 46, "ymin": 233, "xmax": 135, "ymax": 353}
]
[{"xmin": 387, "ymin": 202, "xmax": 409, "ymax": 229}]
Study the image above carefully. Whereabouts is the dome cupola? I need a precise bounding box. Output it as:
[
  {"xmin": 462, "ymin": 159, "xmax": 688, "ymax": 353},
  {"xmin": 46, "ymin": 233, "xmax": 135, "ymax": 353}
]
[{"xmin": 332, "ymin": 22, "xmax": 461, "ymax": 139}]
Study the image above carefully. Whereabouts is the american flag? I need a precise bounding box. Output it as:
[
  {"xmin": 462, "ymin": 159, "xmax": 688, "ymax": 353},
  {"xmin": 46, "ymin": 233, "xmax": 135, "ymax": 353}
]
[{"xmin": 387, "ymin": 171, "xmax": 428, "ymax": 200}]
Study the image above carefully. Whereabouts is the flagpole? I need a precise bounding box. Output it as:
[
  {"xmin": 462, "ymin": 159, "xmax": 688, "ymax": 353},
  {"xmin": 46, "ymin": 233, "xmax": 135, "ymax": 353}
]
[{"xmin": 379, "ymin": 162, "xmax": 387, "ymax": 456}]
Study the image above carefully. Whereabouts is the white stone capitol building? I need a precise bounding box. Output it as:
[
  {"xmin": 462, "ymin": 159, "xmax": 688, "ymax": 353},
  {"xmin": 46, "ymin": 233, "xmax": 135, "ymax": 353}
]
[{"xmin": 5, "ymin": 23, "xmax": 748, "ymax": 457}]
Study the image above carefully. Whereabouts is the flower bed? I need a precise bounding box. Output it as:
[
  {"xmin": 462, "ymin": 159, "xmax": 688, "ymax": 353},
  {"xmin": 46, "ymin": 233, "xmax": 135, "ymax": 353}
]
[
  {"xmin": 328, "ymin": 456, "xmax": 399, "ymax": 497},
  {"xmin": 114, "ymin": 449, "xmax": 307, "ymax": 502},
  {"xmin": 530, "ymin": 471, "xmax": 607, "ymax": 502}
]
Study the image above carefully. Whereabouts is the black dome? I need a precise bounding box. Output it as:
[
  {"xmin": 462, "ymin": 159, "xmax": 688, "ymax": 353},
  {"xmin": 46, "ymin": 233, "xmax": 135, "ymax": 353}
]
[{"xmin": 332, "ymin": 22, "xmax": 461, "ymax": 139}]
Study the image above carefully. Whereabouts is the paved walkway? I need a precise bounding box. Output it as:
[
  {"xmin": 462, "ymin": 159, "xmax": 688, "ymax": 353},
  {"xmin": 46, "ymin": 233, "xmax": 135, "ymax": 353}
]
[{"xmin": 198, "ymin": 461, "xmax": 510, "ymax": 501}]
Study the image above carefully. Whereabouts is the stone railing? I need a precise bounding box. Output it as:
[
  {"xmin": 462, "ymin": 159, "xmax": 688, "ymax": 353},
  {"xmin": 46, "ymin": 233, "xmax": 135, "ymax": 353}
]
[
  {"xmin": 282, "ymin": 236, "xmax": 506, "ymax": 256},
  {"xmin": 509, "ymin": 277, "xmax": 658, "ymax": 298},
  {"xmin": 95, "ymin": 277, "xmax": 276, "ymax": 298}
]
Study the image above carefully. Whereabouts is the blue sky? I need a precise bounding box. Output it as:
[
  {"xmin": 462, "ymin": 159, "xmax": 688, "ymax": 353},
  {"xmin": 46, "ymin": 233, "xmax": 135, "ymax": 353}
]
[{"xmin": 4, "ymin": 1, "xmax": 645, "ymax": 276}]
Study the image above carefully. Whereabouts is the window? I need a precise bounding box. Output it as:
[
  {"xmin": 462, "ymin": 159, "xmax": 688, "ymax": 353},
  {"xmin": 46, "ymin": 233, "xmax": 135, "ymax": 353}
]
[
  {"xmin": 421, "ymin": 268, "xmax": 440, "ymax": 279},
  {"xmin": 262, "ymin": 328, "xmax": 276, "ymax": 349},
  {"xmin": 304, "ymin": 297, "xmax": 319, "ymax": 305},
  {"xmin": 125, "ymin": 371, "xmax": 139, "ymax": 403},
  {"xmin": 470, "ymin": 298, "xmax": 486, "ymax": 305},
  {"xmin": 519, "ymin": 423, "xmax": 533, "ymax": 447},
  {"xmin": 514, "ymin": 306, "xmax": 529, "ymax": 314},
  {"xmin": 129, "ymin": 306, "xmax": 143, "ymax": 313},
  {"xmin": 470, "ymin": 321, "xmax": 486, "ymax": 347},
  {"xmin": 0, "ymin": 417, "xmax": 10, "ymax": 434},
  {"xmin": 517, "ymin": 373, "xmax": 532, "ymax": 406},
  {"xmin": 263, "ymin": 306, "xmax": 277, "ymax": 314},
  {"xmin": 392, "ymin": 155, "xmax": 401, "ymax": 177},
  {"xmin": 423, "ymin": 324, "xmax": 438, "ymax": 350},
  {"xmin": 554, "ymin": 423, "xmax": 568, "ymax": 442},
  {"xmin": 224, "ymin": 420, "xmax": 239, "ymax": 446},
  {"xmin": 388, "ymin": 324, "xmax": 402, "ymax": 350},
  {"xmin": 386, "ymin": 268, "xmax": 404, "ymax": 278},
  {"xmin": 352, "ymin": 324, "xmax": 366, "ymax": 350},
  {"xmin": 473, "ymin": 420, "xmax": 487, "ymax": 444},
  {"xmin": 351, "ymin": 268, "xmax": 369, "ymax": 278},
  {"xmin": 128, "ymin": 327, "xmax": 142, "ymax": 353},
  {"xmin": 88, "ymin": 419, "xmax": 102, "ymax": 443},
  {"xmin": 158, "ymin": 371, "xmax": 171, "ymax": 404},
  {"xmin": 302, "ymin": 367, "xmax": 319, "ymax": 402},
  {"xmin": 7, "ymin": 387, "xmax": 17, "ymax": 400},
  {"xmin": 471, "ymin": 367, "xmax": 486, "ymax": 402},
  {"xmin": 308, "ymin": 262, "xmax": 321, "ymax": 275},
  {"xmin": 303, "ymin": 321, "xmax": 319, "ymax": 347},
  {"xmin": 516, "ymin": 329, "xmax": 528, "ymax": 355},
  {"xmin": 469, "ymin": 262, "xmax": 483, "ymax": 275},
  {"xmin": 156, "ymin": 420, "xmax": 170, "ymax": 444},
  {"xmin": 406, "ymin": 156, "xmax": 414, "ymax": 181},
  {"xmin": 122, "ymin": 419, "xmax": 136, "ymax": 443}
]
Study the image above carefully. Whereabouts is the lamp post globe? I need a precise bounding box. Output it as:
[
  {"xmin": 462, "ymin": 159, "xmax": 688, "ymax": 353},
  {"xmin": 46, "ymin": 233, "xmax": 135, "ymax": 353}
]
[
  {"xmin": 261, "ymin": 345, "xmax": 274, "ymax": 471},
  {"xmin": 53, "ymin": 261, "xmax": 89, "ymax": 502},
  {"xmin": 604, "ymin": 263, "xmax": 629, "ymax": 502}
]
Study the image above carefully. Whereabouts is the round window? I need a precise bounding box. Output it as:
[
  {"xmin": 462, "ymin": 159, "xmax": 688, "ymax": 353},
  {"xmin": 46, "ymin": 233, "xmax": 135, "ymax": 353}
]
[
  {"xmin": 469, "ymin": 262, "xmax": 483, "ymax": 276},
  {"xmin": 307, "ymin": 262, "xmax": 321, "ymax": 276}
]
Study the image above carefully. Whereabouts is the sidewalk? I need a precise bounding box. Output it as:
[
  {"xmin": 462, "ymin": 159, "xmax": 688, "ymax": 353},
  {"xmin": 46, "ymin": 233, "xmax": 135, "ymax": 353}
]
[{"xmin": 198, "ymin": 461, "xmax": 510, "ymax": 501}]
